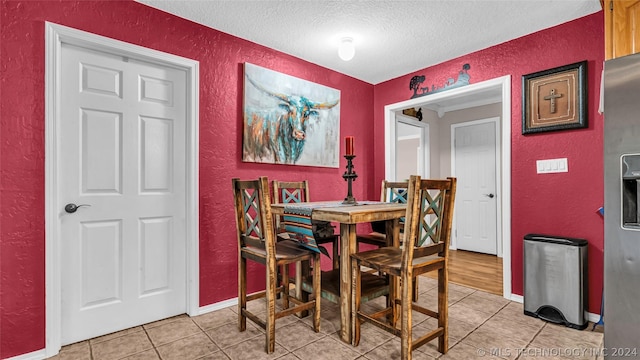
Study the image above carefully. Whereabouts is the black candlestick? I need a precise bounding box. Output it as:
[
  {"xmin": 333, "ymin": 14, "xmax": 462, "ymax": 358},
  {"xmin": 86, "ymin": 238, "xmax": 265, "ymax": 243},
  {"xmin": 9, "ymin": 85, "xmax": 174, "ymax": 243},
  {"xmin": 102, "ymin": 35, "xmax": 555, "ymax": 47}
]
[{"xmin": 342, "ymin": 155, "xmax": 358, "ymax": 204}]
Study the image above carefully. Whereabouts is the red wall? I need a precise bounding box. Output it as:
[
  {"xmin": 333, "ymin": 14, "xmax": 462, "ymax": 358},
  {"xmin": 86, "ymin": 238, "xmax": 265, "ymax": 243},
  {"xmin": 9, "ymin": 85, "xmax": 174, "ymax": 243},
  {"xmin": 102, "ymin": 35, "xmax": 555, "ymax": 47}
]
[
  {"xmin": 374, "ymin": 13, "xmax": 604, "ymax": 314},
  {"xmin": 1, "ymin": 1, "xmax": 606, "ymax": 357},
  {"xmin": 0, "ymin": 1, "xmax": 374, "ymax": 357}
]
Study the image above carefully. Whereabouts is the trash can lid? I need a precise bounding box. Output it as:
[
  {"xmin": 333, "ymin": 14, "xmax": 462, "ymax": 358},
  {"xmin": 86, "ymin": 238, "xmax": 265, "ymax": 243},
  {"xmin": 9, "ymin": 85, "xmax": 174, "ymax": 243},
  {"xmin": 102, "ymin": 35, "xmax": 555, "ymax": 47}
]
[{"xmin": 524, "ymin": 233, "xmax": 588, "ymax": 246}]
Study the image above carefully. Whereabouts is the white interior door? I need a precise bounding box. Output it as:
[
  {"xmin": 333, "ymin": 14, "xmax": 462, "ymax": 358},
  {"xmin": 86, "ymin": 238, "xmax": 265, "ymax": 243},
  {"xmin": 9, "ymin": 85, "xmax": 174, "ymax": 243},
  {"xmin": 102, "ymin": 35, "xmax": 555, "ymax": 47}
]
[
  {"xmin": 452, "ymin": 118, "xmax": 498, "ymax": 255},
  {"xmin": 395, "ymin": 117, "xmax": 429, "ymax": 180},
  {"xmin": 59, "ymin": 43, "xmax": 187, "ymax": 344}
]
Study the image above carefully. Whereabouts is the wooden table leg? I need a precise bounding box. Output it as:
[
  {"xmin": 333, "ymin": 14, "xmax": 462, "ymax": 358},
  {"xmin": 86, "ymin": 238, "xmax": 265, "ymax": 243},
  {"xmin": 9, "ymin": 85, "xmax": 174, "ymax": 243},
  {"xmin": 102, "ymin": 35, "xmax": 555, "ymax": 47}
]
[
  {"xmin": 386, "ymin": 219, "xmax": 401, "ymax": 325},
  {"xmin": 340, "ymin": 223, "xmax": 356, "ymax": 343}
]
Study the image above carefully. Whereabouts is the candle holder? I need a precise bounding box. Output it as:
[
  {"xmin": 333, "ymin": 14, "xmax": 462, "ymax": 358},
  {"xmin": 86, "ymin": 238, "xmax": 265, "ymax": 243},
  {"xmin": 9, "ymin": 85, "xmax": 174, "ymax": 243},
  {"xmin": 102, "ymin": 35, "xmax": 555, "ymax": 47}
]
[{"xmin": 342, "ymin": 155, "xmax": 358, "ymax": 204}]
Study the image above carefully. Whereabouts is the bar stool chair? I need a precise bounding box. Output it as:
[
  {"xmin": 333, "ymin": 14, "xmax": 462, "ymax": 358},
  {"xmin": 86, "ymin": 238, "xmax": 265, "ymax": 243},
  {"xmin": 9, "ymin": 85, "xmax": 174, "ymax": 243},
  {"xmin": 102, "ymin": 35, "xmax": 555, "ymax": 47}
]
[
  {"xmin": 351, "ymin": 176, "xmax": 457, "ymax": 360},
  {"xmin": 232, "ymin": 177, "xmax": 321, "ymax": 353},
  {"xmin": 272, "ymin": 180, "xmax": 340, "ymax": 269},
  {"xmin": 356, "ymin": 180, "xmax": 424, "ymax": 300}
]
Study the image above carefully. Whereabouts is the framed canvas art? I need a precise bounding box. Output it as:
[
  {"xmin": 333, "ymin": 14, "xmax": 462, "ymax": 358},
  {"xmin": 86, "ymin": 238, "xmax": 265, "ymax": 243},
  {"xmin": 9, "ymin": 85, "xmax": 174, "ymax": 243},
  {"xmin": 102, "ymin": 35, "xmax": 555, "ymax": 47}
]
[
  {"xmin": 522, "ymin": 61, "xmax": 587, "ymax": 134},
  {"xmin": 243, "ymin": 63, "xmax": 341, "ymax": 167}
]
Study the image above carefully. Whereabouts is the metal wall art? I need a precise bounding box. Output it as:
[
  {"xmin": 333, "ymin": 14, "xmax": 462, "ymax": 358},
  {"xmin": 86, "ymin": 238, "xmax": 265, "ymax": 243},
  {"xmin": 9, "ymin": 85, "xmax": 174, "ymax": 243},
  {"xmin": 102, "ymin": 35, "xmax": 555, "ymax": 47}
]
[{"xmin": 409, "ymin": 64, "xmax": 471, "ymax": 99}]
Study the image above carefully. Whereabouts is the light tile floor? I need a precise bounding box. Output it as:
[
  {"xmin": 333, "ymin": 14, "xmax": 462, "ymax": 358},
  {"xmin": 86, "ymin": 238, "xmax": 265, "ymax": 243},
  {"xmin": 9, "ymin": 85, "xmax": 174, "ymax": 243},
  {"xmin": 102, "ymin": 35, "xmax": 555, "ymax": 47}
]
[{"xmin": 52, "ymin": 277, "xmax": 604, "ymax": 360}]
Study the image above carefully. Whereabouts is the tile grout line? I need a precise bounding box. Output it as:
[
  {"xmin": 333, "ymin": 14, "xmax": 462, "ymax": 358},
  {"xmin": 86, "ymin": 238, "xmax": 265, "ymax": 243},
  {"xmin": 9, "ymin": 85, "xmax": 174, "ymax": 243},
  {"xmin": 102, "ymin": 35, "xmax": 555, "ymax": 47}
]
[
  {"xmin": 141, "ymin": 325, "xmax": 163, "ymax": 360},
  {"xmin": 148, "ymin": 317, "xmax": 210, "ymax": 351},
  {"xmin": 195, "ymin": 316, "xmax": 229, "ymax": 358},
  {"xmin": 514, "ymin": 322, "xmax": 547, "ymax": 360},
  {"xmin": 439, "ymin": 297, "xmax": 512, "ymax": 358},
  {"xmin": 362, "ymin": 287, "xmax": 477, "ymax": 360},
  {"xmin": 89, "ymin": 339, "xmax": 95, "ymax": 360}
]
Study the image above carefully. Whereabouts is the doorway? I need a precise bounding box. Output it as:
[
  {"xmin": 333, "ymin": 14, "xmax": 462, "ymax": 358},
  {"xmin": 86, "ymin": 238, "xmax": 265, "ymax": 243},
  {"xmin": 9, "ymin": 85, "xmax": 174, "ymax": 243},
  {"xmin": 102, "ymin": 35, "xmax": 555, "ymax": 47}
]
[
  {"xmin": 45, "ymin": 23, "xmax": 199, "ymax": 356},
  {"xmin": 452, "ymin": 117, "xmax": 500, "ymax": 255},
  {"xmin": 384, "ymin": 76, "xmax": 512, "ymax": 299},
  {"xmin": 395, "ymin": 117, "xmax": 429, "ymax": 180}
]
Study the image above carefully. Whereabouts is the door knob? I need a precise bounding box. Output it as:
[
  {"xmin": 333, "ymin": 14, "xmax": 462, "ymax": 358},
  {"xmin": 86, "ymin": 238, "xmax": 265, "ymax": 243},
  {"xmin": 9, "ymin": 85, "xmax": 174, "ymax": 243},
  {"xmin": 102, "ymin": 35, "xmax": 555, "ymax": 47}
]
[
  {"xmin": 64, "ymin": 203, "xmax": 91, "ymax": 213},
  {"xmin": 483, "ymin": 193, "xmax": 495, "ymax": 199}
]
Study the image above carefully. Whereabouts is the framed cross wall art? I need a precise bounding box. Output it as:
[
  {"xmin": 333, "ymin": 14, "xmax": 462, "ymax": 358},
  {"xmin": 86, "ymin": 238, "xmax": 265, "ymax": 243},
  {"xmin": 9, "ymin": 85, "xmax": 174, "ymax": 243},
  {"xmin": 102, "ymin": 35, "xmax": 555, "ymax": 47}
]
[{"xmin": 522, "ymin": 61, "xmax": 587, "ymax": 135}]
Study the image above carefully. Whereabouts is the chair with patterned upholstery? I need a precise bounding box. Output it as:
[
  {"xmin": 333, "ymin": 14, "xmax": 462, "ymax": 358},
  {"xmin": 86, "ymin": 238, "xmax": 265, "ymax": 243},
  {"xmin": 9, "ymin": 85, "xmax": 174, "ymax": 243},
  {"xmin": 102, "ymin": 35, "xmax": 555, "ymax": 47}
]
[
  {"xmin": 351, "ymin": 176, "xmax": 457, "ymax": 360},
  {"xmin": 232, "ymin": 177, "xmax": 321, "ymax": 354}
]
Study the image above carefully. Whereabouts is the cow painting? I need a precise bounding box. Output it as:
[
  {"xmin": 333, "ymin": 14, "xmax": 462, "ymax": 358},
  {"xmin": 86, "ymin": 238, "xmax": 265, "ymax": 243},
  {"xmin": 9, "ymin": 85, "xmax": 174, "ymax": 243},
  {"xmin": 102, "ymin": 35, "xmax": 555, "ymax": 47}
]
[{"xmin": 243, "ymin": 63, "xmax": 340, "ymax": 167}]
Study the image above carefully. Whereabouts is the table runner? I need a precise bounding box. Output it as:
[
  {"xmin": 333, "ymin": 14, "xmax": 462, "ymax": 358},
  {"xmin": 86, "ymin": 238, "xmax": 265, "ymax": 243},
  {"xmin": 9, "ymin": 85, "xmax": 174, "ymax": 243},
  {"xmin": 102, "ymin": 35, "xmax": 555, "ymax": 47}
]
[{"xmin": 281, "ymin": 201, "xmax": 386, "ymax": 255}]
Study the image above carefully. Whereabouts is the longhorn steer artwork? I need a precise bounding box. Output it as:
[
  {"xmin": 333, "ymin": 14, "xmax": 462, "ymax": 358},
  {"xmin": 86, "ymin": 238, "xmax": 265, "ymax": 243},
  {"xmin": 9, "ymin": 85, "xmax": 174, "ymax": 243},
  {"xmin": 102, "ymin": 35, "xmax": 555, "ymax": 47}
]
[{"xmin": 243, "ymin": 63, "xmax": 340, "ymax": 167}]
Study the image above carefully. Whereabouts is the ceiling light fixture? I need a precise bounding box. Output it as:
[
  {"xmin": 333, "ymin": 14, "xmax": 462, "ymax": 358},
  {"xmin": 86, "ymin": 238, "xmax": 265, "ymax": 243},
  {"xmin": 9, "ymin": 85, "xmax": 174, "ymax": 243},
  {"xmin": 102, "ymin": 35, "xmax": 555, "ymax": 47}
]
[{"xmin": 338, "ymin": 37, "xmax": 355, "ymax": 61}]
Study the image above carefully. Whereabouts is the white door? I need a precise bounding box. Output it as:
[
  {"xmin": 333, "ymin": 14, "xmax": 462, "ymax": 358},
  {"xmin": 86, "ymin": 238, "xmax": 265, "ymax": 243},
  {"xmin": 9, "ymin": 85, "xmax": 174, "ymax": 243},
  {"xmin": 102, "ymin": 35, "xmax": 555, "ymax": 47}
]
[
  {"xmin": 395, "ymin": 118, "xmax": 429, "ymax": 180},
  {"xmin": 452, "ymin": 119, "xmax": 498, "ymax": 255},
  {"xmin": 59, "ymin": 43, "xmax": 187, "ymax": 344}
]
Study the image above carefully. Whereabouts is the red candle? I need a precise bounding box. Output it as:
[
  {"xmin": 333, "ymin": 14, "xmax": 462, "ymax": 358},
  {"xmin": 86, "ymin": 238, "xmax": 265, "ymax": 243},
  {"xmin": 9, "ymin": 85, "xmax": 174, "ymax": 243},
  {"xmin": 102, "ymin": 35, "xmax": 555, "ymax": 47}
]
[{"xmin": 345, "ymin": 136, "xmax": 354, "ymax": 155}]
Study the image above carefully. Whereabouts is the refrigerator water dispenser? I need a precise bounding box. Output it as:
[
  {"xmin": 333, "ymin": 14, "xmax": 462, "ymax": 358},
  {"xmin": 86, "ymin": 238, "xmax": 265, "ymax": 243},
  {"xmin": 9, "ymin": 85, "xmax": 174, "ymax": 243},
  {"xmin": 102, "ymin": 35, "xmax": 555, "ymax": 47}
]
[{"xmin": 622, "ymin": 154, "xmax": 640, "ymax": 229}]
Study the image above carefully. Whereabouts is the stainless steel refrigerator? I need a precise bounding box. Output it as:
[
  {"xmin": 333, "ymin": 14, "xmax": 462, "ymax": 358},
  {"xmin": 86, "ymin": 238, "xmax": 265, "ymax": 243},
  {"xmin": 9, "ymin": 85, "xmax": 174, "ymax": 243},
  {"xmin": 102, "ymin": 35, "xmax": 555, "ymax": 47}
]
[{"xmin": 604, "ymin": 52, "xmax": 640, "ymax": 358}]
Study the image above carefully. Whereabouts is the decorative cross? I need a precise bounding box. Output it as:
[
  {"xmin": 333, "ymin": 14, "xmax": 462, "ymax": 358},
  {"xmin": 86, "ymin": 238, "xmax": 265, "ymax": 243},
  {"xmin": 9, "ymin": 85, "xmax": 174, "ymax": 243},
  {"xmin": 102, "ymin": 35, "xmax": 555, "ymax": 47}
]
[{"xmin": 543, "ymin": 88, "xmax": 563, "ymax": 113}]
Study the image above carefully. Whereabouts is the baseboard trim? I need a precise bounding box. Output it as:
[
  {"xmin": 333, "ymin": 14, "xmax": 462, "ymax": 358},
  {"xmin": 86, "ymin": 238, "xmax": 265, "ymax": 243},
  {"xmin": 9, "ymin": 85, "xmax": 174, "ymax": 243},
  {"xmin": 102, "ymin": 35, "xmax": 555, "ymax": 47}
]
[
  {"xmin": 4, "ymin": 349, "xmax": 47, "ymax": 360},
  {"xmin": 198, "ymin": 297, "xmax": 237, "ymax": 315},
  {"xmin": 586, "ymin": 312, "xmax": 602, "ymax": 324},
  {"xmin": 509, "ymin": 293, "xmax": 524, "ymax": 303}
]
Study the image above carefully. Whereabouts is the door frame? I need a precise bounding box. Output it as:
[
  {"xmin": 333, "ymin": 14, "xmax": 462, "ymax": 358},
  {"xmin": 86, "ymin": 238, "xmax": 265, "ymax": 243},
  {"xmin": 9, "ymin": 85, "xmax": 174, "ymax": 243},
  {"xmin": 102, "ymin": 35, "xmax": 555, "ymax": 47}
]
[
  {"xmin": 384, "ymin": 75, "xmax": 512, "ymax": 299},
  {"xmin": 44, "ymin": 22, "xmax": 199, "ymax": 356},
  {"xmin": 395, "ymin": 116, "xmax": 430, "ymax": 179},
  {"xmin": 450, "ymin": 117, "xmax": 501, "ymax": 256}
]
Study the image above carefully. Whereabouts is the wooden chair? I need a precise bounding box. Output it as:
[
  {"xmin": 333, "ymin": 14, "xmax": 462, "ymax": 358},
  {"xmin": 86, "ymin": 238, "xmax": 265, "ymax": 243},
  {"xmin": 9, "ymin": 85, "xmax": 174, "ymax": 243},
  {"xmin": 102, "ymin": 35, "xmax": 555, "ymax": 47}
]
[
  {"xmin": 356, "ymin": 180, "xmax": 422, "ymax": 301},
  {"xmin": 232, "ymin": 177, "xmax": 321, "ymax": 354},
  {"xmin": 351, "ymin": 176, "xmax": 457, "ymax": 359},
  {"xmin": 272, "ymin": 180, "xmax": 340, "ymax": 269}
]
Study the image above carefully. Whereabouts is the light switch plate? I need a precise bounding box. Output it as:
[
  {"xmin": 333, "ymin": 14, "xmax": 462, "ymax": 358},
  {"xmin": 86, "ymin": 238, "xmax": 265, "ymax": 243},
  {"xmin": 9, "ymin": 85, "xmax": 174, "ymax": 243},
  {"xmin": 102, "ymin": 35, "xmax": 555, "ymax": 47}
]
[{"xmin": 536, "ymin": 158, "xmax": 568, "ymax": 174}]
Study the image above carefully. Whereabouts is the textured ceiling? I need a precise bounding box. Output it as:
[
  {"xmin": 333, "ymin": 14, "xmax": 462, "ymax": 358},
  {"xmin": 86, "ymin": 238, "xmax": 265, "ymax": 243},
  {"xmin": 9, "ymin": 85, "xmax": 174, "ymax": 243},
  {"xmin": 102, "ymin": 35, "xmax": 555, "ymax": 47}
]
[{"xmin": 137, "ymin": 0, "xmax": 602, "ymax": 84}]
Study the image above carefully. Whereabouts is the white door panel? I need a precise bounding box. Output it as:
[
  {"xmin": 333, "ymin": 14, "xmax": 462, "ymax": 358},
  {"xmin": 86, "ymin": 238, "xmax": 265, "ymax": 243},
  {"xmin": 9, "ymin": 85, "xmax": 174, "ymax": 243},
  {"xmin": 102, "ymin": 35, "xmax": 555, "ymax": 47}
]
[
  {"xmin": 60, "ymin": 43, "xmax": 186, "ymax": 344},
  {"xmin": 453, "ymin": 120, "xmax": 498, "ymax": 255}
]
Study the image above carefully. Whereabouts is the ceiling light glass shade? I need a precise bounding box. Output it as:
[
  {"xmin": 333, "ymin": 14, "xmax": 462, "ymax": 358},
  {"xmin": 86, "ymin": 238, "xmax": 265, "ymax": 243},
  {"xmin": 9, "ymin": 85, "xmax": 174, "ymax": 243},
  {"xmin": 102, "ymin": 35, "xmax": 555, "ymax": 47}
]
[{"xmin": 338, "ymin": 37, "xmax": 355, "ymax": 61}]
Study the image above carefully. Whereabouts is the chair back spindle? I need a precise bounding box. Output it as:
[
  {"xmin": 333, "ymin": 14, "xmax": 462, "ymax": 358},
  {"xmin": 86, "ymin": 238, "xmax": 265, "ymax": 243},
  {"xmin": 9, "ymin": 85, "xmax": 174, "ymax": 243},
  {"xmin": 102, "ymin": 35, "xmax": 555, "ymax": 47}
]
[
  {"xmin": 370, "ymin": 180, "xmax": 409, "ymax": 234},
  {"xmin": 272, "ymin": 180, "xmax": 310, "ymax": 230},
  {"xmin": 402, "ymin": 177, "xmax": 457, "ymax": 269},
  {"xmin": 233, "ymin": 177, "xmax": 276, "ymax": 259},
  {"xmin": 382, "ymin": 180, "xmax": 410, "ymax": 203}
]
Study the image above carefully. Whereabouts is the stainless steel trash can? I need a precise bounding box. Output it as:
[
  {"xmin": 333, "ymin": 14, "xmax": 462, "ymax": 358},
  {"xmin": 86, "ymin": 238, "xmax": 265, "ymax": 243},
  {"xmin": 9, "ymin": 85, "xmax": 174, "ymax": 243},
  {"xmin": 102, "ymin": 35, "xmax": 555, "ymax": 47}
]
[{"xmin": 523, "ymin": 234, "xmax": 588, "ymax": 329}]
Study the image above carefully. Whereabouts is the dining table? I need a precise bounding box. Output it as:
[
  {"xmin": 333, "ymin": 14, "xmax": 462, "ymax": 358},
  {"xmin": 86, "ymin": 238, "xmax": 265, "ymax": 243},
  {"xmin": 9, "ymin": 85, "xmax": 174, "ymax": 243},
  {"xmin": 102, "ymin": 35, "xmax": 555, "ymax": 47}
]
[{"xmin": 270, "ymin": 200, "xmax": 407, "ymax": 343}]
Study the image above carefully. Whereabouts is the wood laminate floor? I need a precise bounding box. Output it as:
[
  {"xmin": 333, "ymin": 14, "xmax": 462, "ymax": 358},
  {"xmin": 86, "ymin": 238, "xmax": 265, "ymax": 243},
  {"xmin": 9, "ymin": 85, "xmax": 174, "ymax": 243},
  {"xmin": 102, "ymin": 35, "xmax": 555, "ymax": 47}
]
[{"xmin": 426, "ymin": 249, "xmax": 503, "ymax": 296}]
